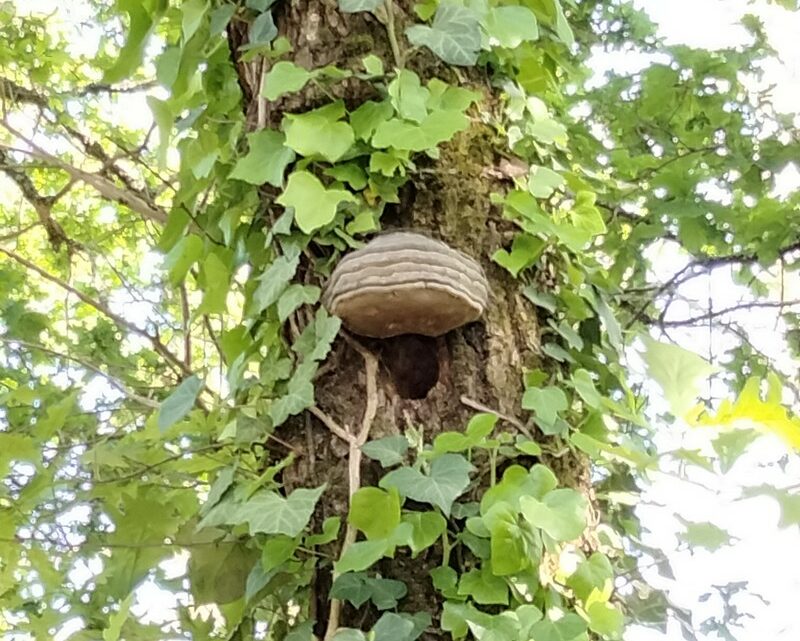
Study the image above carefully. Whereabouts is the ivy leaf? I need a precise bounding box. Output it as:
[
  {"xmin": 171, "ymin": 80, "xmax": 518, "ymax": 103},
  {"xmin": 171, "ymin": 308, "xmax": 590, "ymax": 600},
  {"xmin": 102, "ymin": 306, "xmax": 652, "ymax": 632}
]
[
  {"xmin": 458, "ymin": 564, "xmax": 509, "ymax": 605},
  {"xmin": 293, "ymin": 308, "xmax": 342, "ymax": 361},
  {"xmin": 678, "ymin": 520, "xmax": 732, "ymax": 551},
  {"xmin": 306, "ymin": 516, "xmax": 342, "ymax": 545},
  {"xmin": 349, "ymin": 487, "xmax": 402, "ymax": 540},
  {"xmin": 587, "ymin": 601, "xmax": 624, "ymax": 637},
  {"xmin": 200, "ymin": 486, "xmax": 325, "ymax": 537},
  {"xmin": 197, "ymin": 252, "xmax": 230, "ymax": 315},
  {"xmin": 262, "ymin": 61, "xmax": 314, "ymax": 100},
  {"xmin": 284, "ymin": 102, "xmax": 355, "ymax": 162},
  {"xmin": 566, "ymin": 552, "xmax": 614, "ymax": 602},
  {"xmin": 641, "ymin": 336, "xmax": 718, "ymax": 417},
  {"xmin": 332, "ymin": 630, "xmax": 367, "ymax": 641},
  {"xmin": 248, "ymin": 253, "xmax": 299, "ymax": 316},
  {"xmin": 380, "ymin": 454, "xmax": 473, "ymax": 516},
  {"xmin": 181, "ymin": 0, "xmax": 207, "ymax": 42},
  {"xmin": 372, "ymin": 612, "xmax": 429, "ymax": 641},
  {"xmin": 520, "ymin": 489, "xmax": 587, "ymax": 542},
  {"xmin": 103, "ymin": 0, "xmax": 163, "ymax": 83},
  {"xmin": 158, "ymin": 375, "xmax": 202, "ymax": 431},
  {"xmin": 269, "ymin": 365, "xmax": 315, "ymax": 427},
  {"xmin": 433, "ymin": 413, "xmax": 498, "ymax": 454},
  {"xmin": 230, "ymin": 129, "xmax": 295, "ymax": 186},
  {"xmin": 528, "ymin": 165, "xmax": 563, "ymax": 198},
  {"xmin": 492, "ymin": 234, "xmax": 544, "ymax": 277},
  {"xmin": 402, "ymin": 511, "xmax": 446, "ymax": 554},
  {"xmin": 331, "ymin": 573, "xmax": 407, "ymax": 609},
  {"xmin": 335, "ymin": 539, "xmax": 390, "ymax": 573},
  {"xmin": 277, "ymin": 284, "xmax": 320, "ymax": 323},
  {"xmin": 277, "ymin": 170, "xmax": 357, "ymax": 234},
  {"xmin": 261, "ymin": 535, "xmax": 299, "ymax": 571},
  {"xmin": 249, "ymin": 10, "xmax": 277, "ymax": 45},
  {"xmin": 406, "ymin": 3, "xmax": 481, "ymax": 66},
  {"xmin": 338, "ymin": 0, "xmax": 382, "ymax": 12},
  {"xmin": 361, "ymin": 435, "xmax": 409, "ymax": 467},
  {"xmin": 530, "ymin": 613, "xmax": 587, "ymax": 641},
  {"xmin": 350, "ymin": 100, "xmax": 394, "ymax": 141},
  {"xmin": 522, "ymin": 386, "xmax": 568, "ymax": 424},
  {"xmin": 481, "ymin": 464, "xmax": 557, "ymax": 513},
  {"xmin": 483, "ymin": 6, "xmax": 539, "ymax": 49},
  {"xmin": 388, "ymin": 69, "xmax": 429, "ymax": 124}
]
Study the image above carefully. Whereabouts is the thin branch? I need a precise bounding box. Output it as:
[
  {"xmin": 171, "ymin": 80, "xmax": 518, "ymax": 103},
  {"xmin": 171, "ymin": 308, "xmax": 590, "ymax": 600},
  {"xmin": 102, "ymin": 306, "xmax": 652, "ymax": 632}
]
[
  {"xmin": 660, "ymin": 299, "xmax": 800, "ymax": 327},
  {"xmin": 460, "ymin": 395, "xmax": 533, "ymax": 439},
  {"xmin": 0, "ymin": 336, "xmax": 159, "ymax": 409},
  {"xmin": 0, "ymin": 246, "xmax": 190, "ymax": 377}
]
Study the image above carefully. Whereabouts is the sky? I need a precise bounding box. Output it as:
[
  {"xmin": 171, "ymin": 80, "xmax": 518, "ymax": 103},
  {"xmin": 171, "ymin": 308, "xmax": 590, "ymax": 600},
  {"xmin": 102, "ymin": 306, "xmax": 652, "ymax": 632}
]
[{"xmin": 5, "ymin": 1, "xmax": 800, "ymax": 640}]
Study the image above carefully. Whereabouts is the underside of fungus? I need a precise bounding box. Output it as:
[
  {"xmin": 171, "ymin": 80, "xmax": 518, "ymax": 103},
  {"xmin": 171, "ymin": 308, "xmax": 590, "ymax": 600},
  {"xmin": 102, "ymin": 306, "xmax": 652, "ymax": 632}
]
[{"xmin": 322, "ymin": 232, "xmax": 489, "ymax": 339}]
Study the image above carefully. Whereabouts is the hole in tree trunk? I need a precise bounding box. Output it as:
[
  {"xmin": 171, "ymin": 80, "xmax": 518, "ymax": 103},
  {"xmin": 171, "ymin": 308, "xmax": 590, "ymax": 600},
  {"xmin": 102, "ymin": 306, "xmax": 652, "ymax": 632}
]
[{"xmin": 380, "ymin": 334, "xmax": 440, "ymax": 400}]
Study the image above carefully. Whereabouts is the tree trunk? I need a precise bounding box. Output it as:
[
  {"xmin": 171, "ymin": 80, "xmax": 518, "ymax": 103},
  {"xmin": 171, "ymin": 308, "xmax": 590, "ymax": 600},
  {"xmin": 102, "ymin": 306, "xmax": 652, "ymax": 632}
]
[{"xmin": 227, "ymin": 2, "xmax": 592, "ymax": 635}]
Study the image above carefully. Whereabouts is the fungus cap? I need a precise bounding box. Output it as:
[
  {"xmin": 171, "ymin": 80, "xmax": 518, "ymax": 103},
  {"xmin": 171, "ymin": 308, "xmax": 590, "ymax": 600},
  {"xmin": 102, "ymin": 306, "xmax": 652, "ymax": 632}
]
[{"xmin": 323, "ymin": 232, "xmax": 489, "ymax": 338}]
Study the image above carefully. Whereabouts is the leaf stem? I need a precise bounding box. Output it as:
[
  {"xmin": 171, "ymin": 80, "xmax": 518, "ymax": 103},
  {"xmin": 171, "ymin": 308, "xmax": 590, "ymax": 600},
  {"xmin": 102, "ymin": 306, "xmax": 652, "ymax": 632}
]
[{"xmin": 384, "ymin": 0, "xmax": 403, "ymax": 68}]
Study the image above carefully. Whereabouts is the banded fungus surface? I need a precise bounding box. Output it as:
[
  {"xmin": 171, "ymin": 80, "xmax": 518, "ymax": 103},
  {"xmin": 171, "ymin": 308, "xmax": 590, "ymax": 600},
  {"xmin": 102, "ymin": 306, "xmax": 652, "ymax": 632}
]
[{"xmin": 323, "ymin": 232, "xmax": 489, "ymax": 398}]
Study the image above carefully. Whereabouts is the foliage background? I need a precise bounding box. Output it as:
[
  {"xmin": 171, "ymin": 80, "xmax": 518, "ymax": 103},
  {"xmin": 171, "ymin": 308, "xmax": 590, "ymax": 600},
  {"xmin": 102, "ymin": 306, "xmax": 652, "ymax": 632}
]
[{"xmin": 1, "ymin": 0, "xmax": 800, "ymax": 640}]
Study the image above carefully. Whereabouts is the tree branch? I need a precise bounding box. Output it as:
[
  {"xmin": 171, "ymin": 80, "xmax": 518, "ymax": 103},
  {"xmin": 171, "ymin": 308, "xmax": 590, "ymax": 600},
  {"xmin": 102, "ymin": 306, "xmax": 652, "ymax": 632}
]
[{"xmin": 0, "ymin": 246, "xmax": 189, "ymax": 376}]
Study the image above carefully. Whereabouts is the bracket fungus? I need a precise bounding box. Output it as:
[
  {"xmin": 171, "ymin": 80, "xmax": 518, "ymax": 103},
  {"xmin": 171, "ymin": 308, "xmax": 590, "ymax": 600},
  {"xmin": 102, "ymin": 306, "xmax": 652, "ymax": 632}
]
[
  {"xmin": 322, "ymin": 232, "xmax": 489, "ymax": 338},
  {"xmin": 322, "ymin": 232, "xmax": 489, "ymax": 400}
]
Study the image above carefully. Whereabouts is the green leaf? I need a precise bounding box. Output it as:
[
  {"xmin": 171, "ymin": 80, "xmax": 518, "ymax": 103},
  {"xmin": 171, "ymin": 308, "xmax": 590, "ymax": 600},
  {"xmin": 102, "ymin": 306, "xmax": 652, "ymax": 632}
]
[
  {"xmin": 331, "ymin": 630, "xmax": 367, "ymax": 641},
  {"xmin": 335, "ymin": 539, "xmax": 390, "ymax": 573},
  {"xmin": 262, "ymin": 61, "xmax": 314, "ymax": 100},
  {"xmin": 361, "ymin": 435, "xmax": 409, "ymax": 467},
  {"xmin": 492, "ymin": 234, "xmax": 544, "ymax": 277},
  {"xmin": 641, "ymin": 336, "xmax": 718, "ymax": 417},
  {"xmin": 372, "ymin": 612, "xmax": 429, "ymax": 641},
  {"xmin": 566, "ymin": 552, "xmax": 613, "ymax": 602},
  {"xmin": 484, "ymin": 6, "xmax": 539, "ymax": 49},
  {"xmin": 458, "ymin": 564, "xmax": 509, "ymax": 605},
  {"xmin": 349, "ymin": 487, "xmax": 402, "ymax": 540},
  {"xmin": 380, "ymin": 454, "xmax": 473, "ymax": 516},
  {"xmin": 570, "ymin": 369, "xmax": 603, "ymax": 408},
  {"xmin": 249, "ymin": 254, "xmax": 299, "ymax": 316},
  {"xmin": 293, "ymin": 307, "xmax": 342, "ymax": 361},
  {"xmin": 277, "ymin": 284, "xmax": 321, "ymax": 323},
  {"xmin": 102, "ymin": 593, "xmax": 133, "ymax": 641},
  {"xmin": 388, "ymin": 69, "xmax": 429, "ymax": 124},
  {"xmin": 520, "ymin": 488, "xmax": 587, "ymax": 541},
  {"xmin": 163, "ymin": 235, "xmax": 202, "ymax": 285},
  {"xmin": 284, "ymin": 102, "xmax": 355, "ymax": 162},
  {"xmin": 678, "ymin": 520, "xmax": 732, "ymax": 551},
  {"xmin": 306, "ymin": 516, "xmax": 342, "ymax": 545},
  {"xmin": 587, "ymin": 601, "xmax": 624, "ymax": 637},
  {"xmin": 200, "ymin": 486, "xmax": 325, "ymax": 537},
  {"xmin": 158, "ymin": 375, "xmax": 202, "ymax": 431},
  {"xmin": 350, "ymin": 100, "xmax": 394, "ymax": 141},
  {"xmin": 406, "ymin": 3, "xmax": 481, "ymax": 66},
  {"xmin": 433, "ymin": 413, "xmax": 497, "ymax": 453},
  {"xmin": 230, "ymin": 129, "xmax": 295, "ymax": 186},
  {"xmin": 197, "ymin": 252, "xmax": 231, "ymax": 315},
  {"xmin": 103, "ymin": 0, "xmax": 163, "ymax": 83},
  {"xmin": 481, "ymin": 464, "xmax": 557, "ymax": 514},
  {"xmin": 261, "ymin": 535, "xmax": 299, "ymax": 571},
  {"xmin": 362, "ymin": 54, "xmax": 384, "ymax": 76},
  {"xmin": 269, "ymin": 365, "xmax": 316, "ymax": 427},
  {"xmin": 277, "ymin": 170, "xmax": 357, "ymax": 234},
  {"xmin": 181, "ymin": 0, "xmax": 207, "ymax": 42},
  {"xmin": 402, "ymin": 511, "xmax": 446, "ymax": 553},
  {"xmin": 528, "ymin": 165, "xmax": 563, "ymax": 198},
  {"xmin": 530, "ymin": 614, "xmax": 587, "ymax": 641},
  {"xmin": 249, "ymin": 10, "xmax": 277, "ymax": 44},
  {"xmin": 522, "ymin": 386, "xmax": 568, "ymax": 424},
  {"xmin": 331, "ymin": 573, "xmax": 407, "ymax": 609}
]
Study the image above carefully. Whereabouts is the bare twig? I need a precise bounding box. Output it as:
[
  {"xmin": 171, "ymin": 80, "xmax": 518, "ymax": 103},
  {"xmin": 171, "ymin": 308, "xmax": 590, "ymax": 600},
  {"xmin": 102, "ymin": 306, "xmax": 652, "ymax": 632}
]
[{"xmin": 460, "ymin": 395, "xmax": 533, "ymax": 439}]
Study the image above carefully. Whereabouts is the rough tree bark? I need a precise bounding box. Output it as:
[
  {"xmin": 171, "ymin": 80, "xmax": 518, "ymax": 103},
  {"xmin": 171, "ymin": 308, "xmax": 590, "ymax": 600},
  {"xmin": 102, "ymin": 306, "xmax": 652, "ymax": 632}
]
[{"xmin": 226, "ymin": 2, "xmax": 593, "ymax": 636}]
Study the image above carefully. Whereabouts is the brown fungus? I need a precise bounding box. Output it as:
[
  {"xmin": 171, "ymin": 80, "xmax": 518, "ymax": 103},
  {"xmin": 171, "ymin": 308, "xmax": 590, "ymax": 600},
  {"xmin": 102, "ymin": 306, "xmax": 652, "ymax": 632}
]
[
  {"xmin": 322, "ymin": 232, "xmax": 489, "ymax": 399},
  {"xmin": 322, "ymin": 232, "xmax": 489, "ymax": 338}
]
